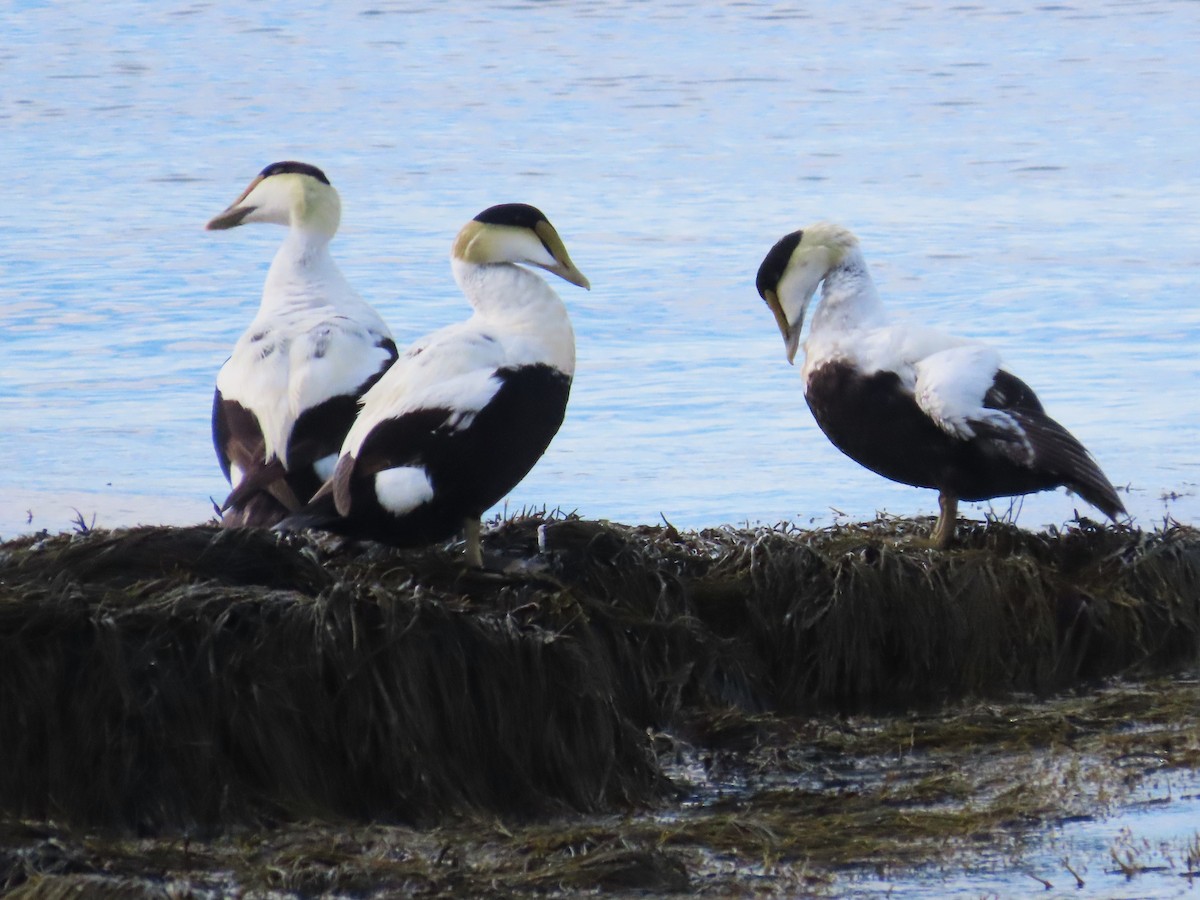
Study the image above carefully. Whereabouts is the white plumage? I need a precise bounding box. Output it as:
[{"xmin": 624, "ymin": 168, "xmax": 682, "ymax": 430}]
[
  {"xmin": 208, "ymin": 161, "xmax": 397, "ymax": 526},
  {"xmin": 912, "ymin": 345, "xmax": 1024, "ymax": 446}
]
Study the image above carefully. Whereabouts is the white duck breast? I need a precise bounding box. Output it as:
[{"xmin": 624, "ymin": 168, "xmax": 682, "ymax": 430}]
[
  {"xmin": 756, "ymin": 222, "xmax": 1124, "ymax": 548},
  {"xmin": 208, "ymin": 161, "xmax": 398, "ymax": 527},
  {"xmin": 286, "ymin": 203, "xmax": 589, "ymax": 566}
]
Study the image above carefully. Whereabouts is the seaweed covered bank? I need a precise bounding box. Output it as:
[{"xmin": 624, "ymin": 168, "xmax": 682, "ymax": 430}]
[{"xmin": 0, "ymin": 515, "xmax": 1198, "ymax": 895}]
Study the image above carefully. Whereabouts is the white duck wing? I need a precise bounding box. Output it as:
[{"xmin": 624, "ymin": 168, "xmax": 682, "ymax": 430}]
[
  {"xmin": 344, "ymin": 322, "xmax": 510, "ymax": 455},
  {"xmin": 912, "ymin": 343, "xmax": 1025, "ymax": 445},
  {"xmin": 289, "ymin": 316, "xmax": 397, "ymax": 427}
]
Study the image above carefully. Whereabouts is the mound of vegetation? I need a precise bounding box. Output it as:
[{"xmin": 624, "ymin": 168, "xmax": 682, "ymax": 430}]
[{"xmin": 0, "ymin": 514, "xmax": 1197, "ymax": 834}]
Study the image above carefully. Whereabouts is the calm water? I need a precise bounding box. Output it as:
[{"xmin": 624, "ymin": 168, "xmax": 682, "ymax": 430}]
[
  {"xmin": 2, "ymin": 2, "xmax": 1199, "ymax": 893},
  {"xmin": 3, "ymin": 2, "xmax": 1199, "ymax": 541}
]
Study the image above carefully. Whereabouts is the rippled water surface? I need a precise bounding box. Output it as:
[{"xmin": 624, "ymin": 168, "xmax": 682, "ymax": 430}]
[
  {"xmin": 2, "ymin": 2, "xmax": 1200, "ymax": 894},
  {"xmin": 3, "ymin": 1, "xmax": 1199, "ymax": 540}
]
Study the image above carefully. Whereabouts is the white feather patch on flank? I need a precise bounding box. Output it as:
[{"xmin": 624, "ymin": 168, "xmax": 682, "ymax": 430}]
[{"xmin": 374, "ymin": 466, "xmax": 435, "ymax": 516}]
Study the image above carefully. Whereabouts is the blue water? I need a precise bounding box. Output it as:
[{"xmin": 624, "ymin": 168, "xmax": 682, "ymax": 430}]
[{"xmin": 2, "ymin": 2, "xmax": 1198, "ymax": 541}]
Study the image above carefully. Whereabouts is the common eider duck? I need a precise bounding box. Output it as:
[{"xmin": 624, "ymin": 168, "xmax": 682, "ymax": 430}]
[
  {"xmin": 755, "ymin": 222, "xmax": 1124, "ymax": 547},
  {"xmin": 207, "ymin": 161, "xmax": 398, "ymax": 527},
  {"xmin": 285, "ymin": 203, "xmax": 589, "ymax": 566}
]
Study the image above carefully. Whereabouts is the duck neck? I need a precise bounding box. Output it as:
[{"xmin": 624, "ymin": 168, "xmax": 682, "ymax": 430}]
[
  {"xmin": 258, "ymin": 226, "xmax": 351, "ymax": 316},
  {"xmin": 452, "ymin": 259, "xmax": 568, "ymax": 325},
  {"xmin": 811, "ymin": 248, "xmax": 887, "ymax": 335},
  {"xmin": 452, "ymin": 258, "xmax": 575, "ymax": 371}
]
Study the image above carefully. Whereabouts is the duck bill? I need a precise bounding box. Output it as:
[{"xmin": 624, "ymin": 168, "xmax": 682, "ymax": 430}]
[
  {"xmin": 205, "ymin": 175, "xmax": 262, "ymax": 230},
  {"xmin": 546, "ymin": 260, "xmax": 591, "ymax": 290},
  {"xmin": 533, "ymin": 219, "xmax": 591, "ymax": 289},
  {"xmin": 205, "ymin": 203, "xmax": 256, "ymax": 230},
  {"xmin": 763, "ymin": 288, "xmax": 804, "ymax": 365}
]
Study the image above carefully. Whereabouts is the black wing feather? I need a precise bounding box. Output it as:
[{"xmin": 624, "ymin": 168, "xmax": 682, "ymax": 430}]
[{"xmin": 978, "ymin": 370, "xmax": 1124, "ymax": 519}]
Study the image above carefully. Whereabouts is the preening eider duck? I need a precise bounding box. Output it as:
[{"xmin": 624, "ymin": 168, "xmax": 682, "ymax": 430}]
[
  {"xmin": 207, "ymin": 161, "xmax": 398, "ymax": 527},
  {"xmin": 284, "ymin": 203, "xmax": 590, "ymax": 566},
  {"xmin": 755, "ymin": 222, "xmax": 1125, "ymax": 547}
]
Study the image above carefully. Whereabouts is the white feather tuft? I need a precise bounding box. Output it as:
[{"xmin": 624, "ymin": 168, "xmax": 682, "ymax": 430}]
[{"xmin": 374, "ymin": 466, "xmax": 435, "ymax": 516}]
